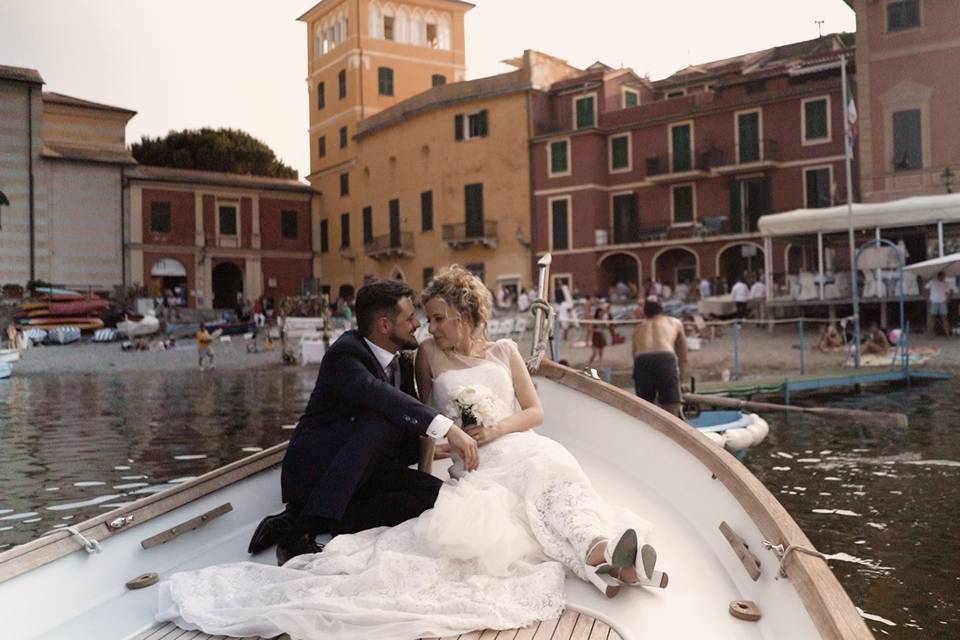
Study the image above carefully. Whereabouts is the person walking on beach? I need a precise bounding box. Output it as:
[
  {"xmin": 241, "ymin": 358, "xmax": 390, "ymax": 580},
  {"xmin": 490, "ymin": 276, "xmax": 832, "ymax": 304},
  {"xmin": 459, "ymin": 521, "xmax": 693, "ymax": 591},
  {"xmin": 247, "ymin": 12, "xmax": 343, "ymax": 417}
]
[
  {"xmin": 586, "ymin": 303, "xmax": 611, "ymax": 369},
  {"xmin": 632, "ymin": 299, "xmax": 688, "ymax": 417},
  {"xmin": 197, "ymin": 323, "xmax": 214, "ymax": 369},
  {"xmin": 926, "ymin": 271, "xmax": 952, "ymax": 336}
]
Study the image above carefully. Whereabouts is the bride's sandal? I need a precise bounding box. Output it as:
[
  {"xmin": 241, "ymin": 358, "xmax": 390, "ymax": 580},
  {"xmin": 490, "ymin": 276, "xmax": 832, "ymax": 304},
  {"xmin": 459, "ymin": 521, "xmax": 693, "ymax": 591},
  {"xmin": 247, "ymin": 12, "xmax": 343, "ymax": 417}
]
[
  {"xmin": 584, "ymin": 540, "xmax": 621, "ymax": 598},
  {"xmin": 621, "ymin": 543, "xmax": 669, "ymax": 589}
]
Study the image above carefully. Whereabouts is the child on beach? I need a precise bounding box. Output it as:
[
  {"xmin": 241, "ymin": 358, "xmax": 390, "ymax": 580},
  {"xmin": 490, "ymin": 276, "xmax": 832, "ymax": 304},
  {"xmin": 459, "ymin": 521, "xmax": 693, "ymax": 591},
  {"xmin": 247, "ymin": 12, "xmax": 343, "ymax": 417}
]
[{"xmin": 196, "ymin": 324, "xmax": 214, "ymax": 369}]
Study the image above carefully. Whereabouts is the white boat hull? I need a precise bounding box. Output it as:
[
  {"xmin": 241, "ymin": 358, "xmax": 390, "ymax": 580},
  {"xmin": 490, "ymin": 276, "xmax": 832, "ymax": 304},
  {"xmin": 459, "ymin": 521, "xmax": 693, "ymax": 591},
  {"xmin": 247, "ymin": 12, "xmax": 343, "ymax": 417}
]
[
  {"xmin": 117, "ymin": 317, "xmax": 160, "ymax": 337},
  {"xmin": 0, "ymin": 363, "xmax": 871, "ymax": 640}
]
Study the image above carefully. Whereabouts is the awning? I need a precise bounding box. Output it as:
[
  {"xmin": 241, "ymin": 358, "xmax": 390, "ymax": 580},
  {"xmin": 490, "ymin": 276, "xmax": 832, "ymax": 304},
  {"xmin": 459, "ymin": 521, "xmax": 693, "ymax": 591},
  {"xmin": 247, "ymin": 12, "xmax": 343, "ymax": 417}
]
[
  {"xmin": 150, "ymin": 258, "xmax": 187, "ymax": 277},
  {"xmin": 758, "ymin": 193, "xmax": 960, "ymax": 237},
  {"xmin": 904, "ymin": 252, "xmax": 960, "ymax": 279}
]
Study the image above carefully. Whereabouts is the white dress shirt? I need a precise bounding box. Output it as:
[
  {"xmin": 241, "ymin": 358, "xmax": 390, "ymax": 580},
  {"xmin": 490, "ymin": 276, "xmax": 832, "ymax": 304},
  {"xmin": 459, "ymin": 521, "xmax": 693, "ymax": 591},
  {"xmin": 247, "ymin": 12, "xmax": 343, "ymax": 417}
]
[
  {"xmin": 363, "ymin": 338, "xmax": 452, "ymax": 438},
  {"xmin": 731, "ymin": 282, "xmax": 750, "ymax": 303}
]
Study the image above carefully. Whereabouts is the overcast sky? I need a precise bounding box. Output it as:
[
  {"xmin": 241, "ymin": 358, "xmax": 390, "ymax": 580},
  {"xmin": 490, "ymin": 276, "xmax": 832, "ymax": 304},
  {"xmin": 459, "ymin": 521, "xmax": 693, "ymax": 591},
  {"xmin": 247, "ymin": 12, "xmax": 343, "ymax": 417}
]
[{"xmin": 1, "ymin": 1, "xmax": 855, "ymax": 179}]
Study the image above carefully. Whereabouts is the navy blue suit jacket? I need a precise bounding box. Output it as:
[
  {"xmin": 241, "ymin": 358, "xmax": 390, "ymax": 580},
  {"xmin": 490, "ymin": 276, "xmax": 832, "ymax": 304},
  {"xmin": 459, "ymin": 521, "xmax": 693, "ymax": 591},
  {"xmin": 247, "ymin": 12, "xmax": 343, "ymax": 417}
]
[{"xmin": 280, "ymin": 331, "xmax": 439, "ymax": 518}]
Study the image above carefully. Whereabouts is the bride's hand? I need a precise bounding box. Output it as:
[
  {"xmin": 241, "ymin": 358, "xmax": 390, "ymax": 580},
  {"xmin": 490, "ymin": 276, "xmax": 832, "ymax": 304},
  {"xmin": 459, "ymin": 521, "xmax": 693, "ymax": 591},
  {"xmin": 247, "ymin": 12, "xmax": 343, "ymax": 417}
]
[{"xmin": 465, "ymin": 425, "xmax": 502, "ymax": 446}]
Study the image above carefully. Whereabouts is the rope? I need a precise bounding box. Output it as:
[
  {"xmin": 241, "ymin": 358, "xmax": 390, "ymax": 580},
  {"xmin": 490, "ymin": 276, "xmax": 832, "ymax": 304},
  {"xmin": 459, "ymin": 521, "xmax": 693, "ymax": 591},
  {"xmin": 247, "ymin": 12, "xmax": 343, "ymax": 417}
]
[
  {"xmin": 762, "ymin": 540, "xmax": 828, "ymax": 578},
  {"xmin": 525, "ymin": 298, "xmax": 554, "ymax": 372},
  {"xmin": 65, "ymin": 525, "xmax": 102, "ymax": 554}
]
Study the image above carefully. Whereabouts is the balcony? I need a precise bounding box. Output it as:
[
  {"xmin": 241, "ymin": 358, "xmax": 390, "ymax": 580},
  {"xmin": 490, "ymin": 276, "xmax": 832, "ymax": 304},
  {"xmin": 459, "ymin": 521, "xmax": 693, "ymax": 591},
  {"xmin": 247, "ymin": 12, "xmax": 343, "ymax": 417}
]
[
  {"xmin": 645, "ymin": 152, "xmax": 712, "ymax": 184},
  {"xmin": 364, "ymin": 232, "xmax": 414, "ymax": 260},
  {"xmin": 442, "ymin": 220, "xmax": 498, "ymax": 249},
  {"xmin": 710, "ymin": 139, "xmax": 781, "ymax": 175}
]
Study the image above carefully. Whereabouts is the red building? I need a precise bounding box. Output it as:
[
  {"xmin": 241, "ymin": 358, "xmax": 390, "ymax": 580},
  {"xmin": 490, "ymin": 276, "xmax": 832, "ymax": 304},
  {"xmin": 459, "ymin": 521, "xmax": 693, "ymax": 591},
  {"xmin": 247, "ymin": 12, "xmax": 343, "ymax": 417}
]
[
  {"xmin": 126, "ymin": 166, "xmax": 319, "ymax": 309},
  {"xmin": 530, "ymin": 34, "xmax": 857, "ymax": 298}
]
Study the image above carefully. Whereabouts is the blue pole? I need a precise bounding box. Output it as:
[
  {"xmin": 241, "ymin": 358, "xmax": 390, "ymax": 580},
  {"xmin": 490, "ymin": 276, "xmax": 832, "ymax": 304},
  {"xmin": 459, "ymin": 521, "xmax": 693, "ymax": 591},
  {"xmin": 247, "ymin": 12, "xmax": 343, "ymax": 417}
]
[{"xmin": 799, "ymin": 317, "xmax": 806, "ymax": 375}]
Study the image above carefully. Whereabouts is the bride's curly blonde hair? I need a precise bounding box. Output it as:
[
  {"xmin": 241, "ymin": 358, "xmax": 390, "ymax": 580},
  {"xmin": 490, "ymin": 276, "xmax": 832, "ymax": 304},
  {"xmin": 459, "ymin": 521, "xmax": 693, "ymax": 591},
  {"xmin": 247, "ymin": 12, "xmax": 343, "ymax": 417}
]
[{"xmin": 421, "ymin": 265, "xmax": 492, "ymax": 339}]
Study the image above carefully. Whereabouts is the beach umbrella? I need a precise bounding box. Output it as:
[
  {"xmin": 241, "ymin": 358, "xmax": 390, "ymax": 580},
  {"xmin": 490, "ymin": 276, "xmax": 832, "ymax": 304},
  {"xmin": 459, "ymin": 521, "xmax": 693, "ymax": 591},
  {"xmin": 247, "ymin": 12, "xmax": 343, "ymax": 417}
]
[{"xmin": 904, "ymin": 252, "xmax": 960, "ymax": 279}]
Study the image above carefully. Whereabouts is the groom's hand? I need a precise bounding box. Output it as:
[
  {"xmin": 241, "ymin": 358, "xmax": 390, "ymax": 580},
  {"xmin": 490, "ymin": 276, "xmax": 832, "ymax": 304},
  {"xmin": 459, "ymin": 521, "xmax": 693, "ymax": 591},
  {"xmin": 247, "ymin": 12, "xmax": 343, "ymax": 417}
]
[{"xmin": 446, "ymin": 425, "xmax": 479, "ymax": 471}]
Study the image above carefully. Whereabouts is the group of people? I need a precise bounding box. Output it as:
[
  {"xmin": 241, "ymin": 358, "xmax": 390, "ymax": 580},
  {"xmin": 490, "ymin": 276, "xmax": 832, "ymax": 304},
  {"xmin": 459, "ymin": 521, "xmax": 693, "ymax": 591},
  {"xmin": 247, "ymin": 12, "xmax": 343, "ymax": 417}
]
[
  {"xmin": 158, "ymin": 267, "xmax": 668, "ymax": 640},
  {"xmin": 495, "ymin": 285, "xmax": 534, "ymax": 312}
]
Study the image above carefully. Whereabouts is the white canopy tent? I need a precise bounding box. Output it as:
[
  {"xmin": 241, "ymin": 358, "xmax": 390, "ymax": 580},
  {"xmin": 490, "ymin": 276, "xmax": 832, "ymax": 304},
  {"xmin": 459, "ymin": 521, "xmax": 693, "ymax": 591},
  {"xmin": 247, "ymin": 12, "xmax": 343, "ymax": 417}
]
[
  {"xmin": 904, "ymin": 252, "xmax": 960, "ymax": 279},
  {"xmin": 757, "ymin": 194, "xmax": 960, "ymax": 306}
]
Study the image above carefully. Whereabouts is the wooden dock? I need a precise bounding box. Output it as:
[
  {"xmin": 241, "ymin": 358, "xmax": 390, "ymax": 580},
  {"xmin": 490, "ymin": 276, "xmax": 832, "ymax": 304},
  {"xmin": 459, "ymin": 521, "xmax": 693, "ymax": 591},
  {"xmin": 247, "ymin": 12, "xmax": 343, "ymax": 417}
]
[{"xmin": 131, "ymin": 609, "xmax": 621, "ymax": 640}]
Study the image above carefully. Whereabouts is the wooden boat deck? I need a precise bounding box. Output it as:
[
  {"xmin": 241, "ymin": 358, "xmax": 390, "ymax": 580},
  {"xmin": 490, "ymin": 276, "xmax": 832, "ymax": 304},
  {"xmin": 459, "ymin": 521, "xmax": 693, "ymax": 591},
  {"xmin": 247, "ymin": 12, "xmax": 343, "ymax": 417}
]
[{"xmin": 130, "ymin": 609, "xmax": 622, "ymax": 640}]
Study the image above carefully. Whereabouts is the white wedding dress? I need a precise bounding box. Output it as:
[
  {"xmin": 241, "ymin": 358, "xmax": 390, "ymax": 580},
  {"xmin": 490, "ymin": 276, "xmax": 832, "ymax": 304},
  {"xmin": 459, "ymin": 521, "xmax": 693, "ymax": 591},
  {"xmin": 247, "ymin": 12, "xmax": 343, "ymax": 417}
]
[{"xmin": 157, "ymin": 339, "xmax": 651, "ymax": 640}]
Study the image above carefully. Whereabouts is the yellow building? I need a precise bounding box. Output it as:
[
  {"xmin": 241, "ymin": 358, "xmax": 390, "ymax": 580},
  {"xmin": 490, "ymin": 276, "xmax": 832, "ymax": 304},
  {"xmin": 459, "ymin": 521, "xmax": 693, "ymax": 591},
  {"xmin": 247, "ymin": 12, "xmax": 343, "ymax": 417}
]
[{"xmin": 298, "ymin": 0, "xmax": 577, "ymax": 298}]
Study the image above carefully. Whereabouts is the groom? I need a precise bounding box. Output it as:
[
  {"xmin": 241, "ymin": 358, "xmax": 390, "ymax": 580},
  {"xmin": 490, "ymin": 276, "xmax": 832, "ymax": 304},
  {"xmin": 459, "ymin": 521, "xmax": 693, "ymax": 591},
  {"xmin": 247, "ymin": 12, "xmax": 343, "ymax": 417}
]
[{"xmin": 249, "ymin": 279, "xmax": 480, "ymax": 564}]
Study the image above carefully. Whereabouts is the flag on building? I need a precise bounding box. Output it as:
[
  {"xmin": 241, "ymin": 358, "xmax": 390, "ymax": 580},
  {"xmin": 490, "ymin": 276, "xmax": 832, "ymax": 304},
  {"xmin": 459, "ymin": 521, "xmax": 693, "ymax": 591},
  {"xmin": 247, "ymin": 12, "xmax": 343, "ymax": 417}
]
[{"xmin": 846, "ymin": 76, "xmax": 859, "ymax": 147}]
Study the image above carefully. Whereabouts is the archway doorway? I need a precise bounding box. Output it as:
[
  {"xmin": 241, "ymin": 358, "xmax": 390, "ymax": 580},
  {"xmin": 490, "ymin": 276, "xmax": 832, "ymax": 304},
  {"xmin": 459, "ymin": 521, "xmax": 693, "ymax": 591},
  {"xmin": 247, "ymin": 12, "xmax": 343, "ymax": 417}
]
[
  {"xmin": 653, "ymin": 247, "xmax": 699, "ymax": 287},
  {"xmin": 150, "ymin": 258, "xmax": 188, "ymax": 306},
  {"xmin": 598, "ymin": 252, "xmax": 640, "ymax": 298},
  {"xmin": 212, "ymin": 262, "xmax": 244, "ymax": 310},
  {"xmin": 717, "ymin": 243, "xmax": 764, "ymax": 286}
]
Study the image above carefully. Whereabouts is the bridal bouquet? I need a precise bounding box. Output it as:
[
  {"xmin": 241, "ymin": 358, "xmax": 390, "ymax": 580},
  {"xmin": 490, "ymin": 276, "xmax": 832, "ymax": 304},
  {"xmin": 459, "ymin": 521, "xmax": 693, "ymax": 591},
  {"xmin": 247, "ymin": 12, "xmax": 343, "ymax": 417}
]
[{"xmin": 445, "ymin": 384, "xmax": 507, "ymax": 428}]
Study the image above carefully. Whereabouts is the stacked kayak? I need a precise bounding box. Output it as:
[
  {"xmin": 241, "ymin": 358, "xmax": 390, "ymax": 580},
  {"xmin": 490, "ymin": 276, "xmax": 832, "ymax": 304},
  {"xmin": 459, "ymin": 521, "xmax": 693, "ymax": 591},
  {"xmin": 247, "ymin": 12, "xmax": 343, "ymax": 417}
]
[{"xmin": 16, "ymin": 288, "xmax": 109, "ymax": 333}]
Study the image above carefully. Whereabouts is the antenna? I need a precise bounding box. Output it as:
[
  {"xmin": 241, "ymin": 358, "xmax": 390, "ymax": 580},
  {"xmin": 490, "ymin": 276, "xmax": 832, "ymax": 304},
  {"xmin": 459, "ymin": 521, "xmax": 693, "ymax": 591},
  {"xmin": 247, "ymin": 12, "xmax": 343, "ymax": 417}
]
[{"xmin": 815, "ymin": 19, "xmax": 825, "ymax": 37}]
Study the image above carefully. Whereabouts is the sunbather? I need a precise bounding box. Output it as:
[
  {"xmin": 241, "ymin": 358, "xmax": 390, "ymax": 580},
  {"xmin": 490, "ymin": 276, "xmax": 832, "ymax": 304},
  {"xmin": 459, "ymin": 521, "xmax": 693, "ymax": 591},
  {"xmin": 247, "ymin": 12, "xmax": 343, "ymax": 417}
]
[
  {"xmin": 817, "ymin": 323, "xmax": 844, "ymax": 352},
  {"xmin": 862, "ymin": 322, "xmax": 891, "ymax": 355}
]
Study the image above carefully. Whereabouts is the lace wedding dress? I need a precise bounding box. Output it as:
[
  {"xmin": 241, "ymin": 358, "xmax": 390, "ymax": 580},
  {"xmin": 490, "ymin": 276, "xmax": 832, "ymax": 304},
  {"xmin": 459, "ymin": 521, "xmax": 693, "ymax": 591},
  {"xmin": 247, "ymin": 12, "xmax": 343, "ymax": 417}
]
[{"xmin": 157, "ymin": 339, "xmax": 651, "ymax": 640}]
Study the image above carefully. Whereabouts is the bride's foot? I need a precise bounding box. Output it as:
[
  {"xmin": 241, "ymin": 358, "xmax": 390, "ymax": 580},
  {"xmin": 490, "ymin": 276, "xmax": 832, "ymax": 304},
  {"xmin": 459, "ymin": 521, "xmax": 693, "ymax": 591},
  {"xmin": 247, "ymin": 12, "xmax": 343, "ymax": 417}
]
[
  {"xmin": 613, "ymin": 543, "xmax": 669, "ymax": 589},
  {"xmin": 583, "ymin": 530, "xmax": 638, "ymax": 598}
]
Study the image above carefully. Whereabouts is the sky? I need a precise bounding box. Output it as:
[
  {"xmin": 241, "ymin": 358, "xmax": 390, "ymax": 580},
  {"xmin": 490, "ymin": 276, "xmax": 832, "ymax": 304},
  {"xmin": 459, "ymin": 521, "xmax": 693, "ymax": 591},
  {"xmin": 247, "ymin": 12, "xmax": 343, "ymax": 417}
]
[{"xmin": 0, "ymin": 1, "xmax": 855, "ymax": 179}]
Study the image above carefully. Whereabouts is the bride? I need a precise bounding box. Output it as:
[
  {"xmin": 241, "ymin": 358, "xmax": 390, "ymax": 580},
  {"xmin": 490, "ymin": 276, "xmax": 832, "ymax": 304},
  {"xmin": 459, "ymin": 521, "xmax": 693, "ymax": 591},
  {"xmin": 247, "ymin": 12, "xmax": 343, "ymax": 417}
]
[{"xmin": 157, "ymin": 266, "xmax": 667, "ymax": 640}]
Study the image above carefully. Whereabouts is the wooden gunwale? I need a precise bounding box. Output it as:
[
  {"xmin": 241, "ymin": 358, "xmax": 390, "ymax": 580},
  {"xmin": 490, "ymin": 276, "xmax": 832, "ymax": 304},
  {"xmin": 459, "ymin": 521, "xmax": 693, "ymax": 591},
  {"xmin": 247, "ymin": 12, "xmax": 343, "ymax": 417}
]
[{"xmin": 0, "ymin": 361, "xmax": 872, "ymax": 639}]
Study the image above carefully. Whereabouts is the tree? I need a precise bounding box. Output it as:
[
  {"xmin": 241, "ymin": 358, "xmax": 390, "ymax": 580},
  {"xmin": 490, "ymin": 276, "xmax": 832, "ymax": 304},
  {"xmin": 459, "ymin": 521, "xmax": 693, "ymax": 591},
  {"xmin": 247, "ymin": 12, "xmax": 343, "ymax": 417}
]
[{"xmin": 131, "ymin": 128, "xmax": 298, "ymax": 179}]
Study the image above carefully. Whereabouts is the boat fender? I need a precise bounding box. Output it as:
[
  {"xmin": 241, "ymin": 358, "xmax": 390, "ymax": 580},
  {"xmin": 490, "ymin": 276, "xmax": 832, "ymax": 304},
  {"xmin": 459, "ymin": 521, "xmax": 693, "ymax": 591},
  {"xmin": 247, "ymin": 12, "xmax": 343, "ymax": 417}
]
[
  {"xmin": 126, "ymin": 572, "xmax": 159, "ymax": 590},
  {"xmin": 723, "ymin": 427, "xmax": 754, "ymax": 451},
  {"xmin": 744, "ymin": 414, "xmax": 770, "ymax": 447},
  {"xmin": 729, "ymin": 600, "xmax": 761, "ymax": 621}
]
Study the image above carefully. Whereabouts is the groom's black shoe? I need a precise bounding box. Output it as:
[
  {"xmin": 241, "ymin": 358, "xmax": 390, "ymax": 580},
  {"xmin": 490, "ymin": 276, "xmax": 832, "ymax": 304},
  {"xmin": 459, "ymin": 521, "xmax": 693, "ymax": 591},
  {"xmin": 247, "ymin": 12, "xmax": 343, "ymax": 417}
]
[
  {"xmin": 276, "ymin": 534, "xmax": 323, "ymax": 566},
  {"xmin": 248, "ymin": 510, "xmax": 294, "ymax": 554}
]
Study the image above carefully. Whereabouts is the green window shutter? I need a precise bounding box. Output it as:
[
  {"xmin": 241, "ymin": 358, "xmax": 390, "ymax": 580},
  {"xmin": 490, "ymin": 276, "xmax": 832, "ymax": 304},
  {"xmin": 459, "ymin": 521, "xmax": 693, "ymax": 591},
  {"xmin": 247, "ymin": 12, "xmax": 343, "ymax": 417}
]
[
  {"xmin": 320, "ymin": 219, "xmax": 329, "ymax": 253},
  {"xmin": 611, "ymin": 136, "xmax": 630, "ymax": 170},
  {"xmin": 673, "ymin": 186, "xmax": 694, "ymax": 223},
  {"xmin": 454, "ymin": 114, "xmax": 464, "ymax": 141},
  {"xmin": 378, "ymin": 68, "xmax": 394, "ymax": 96},
  {"xmin": 282, "ymin": 210, "xmax": 298, "ymax": 239},
  {"xmin": 576, "ymin": 97, "xmax": 595, "ymax": 129},
  {"xmin": 749, "ymin": 178, "xmax": 771, "ymax": 231},
  {"xmin": 421, "ymin": 191, "xmax": 433, "ymax": 231},
  {"xmin": 887, "ymin": 0, "xmax": 920, "ymax": 31},
  {"xmin": 551, "ymin": 199, "xmax": 569, "ymax": 250},
  {"xmin": 893, "ymin": 109, "xmax": 922, "ymax": 170},
  {"xmin": 550, "ymin": 141, "xmax": 568, "ymax": 174},
  {"xmin": 624, "ymin": 91, "xmax": 639, "ymax": 107},
  {"xmin": 729, "ymin": 181, "xmax": 743, "ymax": 233},
  {"xmin": 478, "ymin": 109, "xmax": 489, "ymax": 137},
  {"xmin": 340, "ymin": 213, "xmax": 350, "ymax": 248},
  {"xmin": 362, "ymin": 206, "xmax": 373, "ymax": 243},
  {"xmin": 671, "ymin": 125, "xmax": 691, "ymax": 172},
  {"xmin": 805, "ymin": 100, "xmax": 828, "ymax": 141},
  {"xmin": 317, "ymin": 82, "xmax": 325, "ymax": 110},
  {"xmin": 464, "ymin": 184, "xmax": 484, "ymax": 237},
  {"xmin": 738, "ymin": 113, "xmax": 760, "ymax": 163}
]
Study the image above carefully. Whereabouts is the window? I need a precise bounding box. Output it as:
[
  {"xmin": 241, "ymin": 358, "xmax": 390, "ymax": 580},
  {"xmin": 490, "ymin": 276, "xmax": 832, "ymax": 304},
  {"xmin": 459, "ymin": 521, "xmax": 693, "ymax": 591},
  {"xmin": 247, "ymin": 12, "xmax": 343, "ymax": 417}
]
[
  {"xmin": 318, "ymin": 135, "xmax": 326, "ymax": 158},
  {"xmin": 666, "ymin": 89, "xmax": 686, "ymax": 99},
  {"xmin": 574, "ymin": 95, "xmax": 595, "ymax": 129},
  {"xmin": 455, "ymin": 110, "xmax": 488, "ymax": 140},
  {"xmin": 281, "ymin": 210, "xmax": 298, "ymax": 239},
  {"xmin": 550, "ymin": 198, "xmax": 570, "ymax": 251},
  {"xmin": 730, "ymin": 177, "xmax": 771, "ymax": 233},
  {"xmin": 803, "ymin": 97, "xmax": 830, "ymax": 144},
  {"xmin": 887, "ymin": 0, "xmax": 920, "ymax": 32},
  {"xmin": 804, "ymin": 168, "xmax": 832, "ymax": 209},
  {"xmin": 317, "ymin": 82, "xmax": 325, "ymax": 110},
  {"xmin": 339, "ymin": 126, "xmax": 348, "ymax": 149},
  {"xmin": 737, "ymin": 111, "xmax": 761, "ymax": 163},
  {"xmin": 422, "ymin": 267, "xmax": 434, "ymax": 287},
  {"xmin": 893, "ymin": 109, "xmax": 922, "ymax": 171},
  {"xmin": 610, "ymin": 134, "xmax": 631, "ymax": 172},
  {"xmin": 426, "ymin": 23, "xmax": 438, "ymax": 47},
  {"xmin": 338, "ymin": 69, "xmax": 347, "ymax": 99},
  {"xmin": 362, "ymin": 206, "xmax": 373, "ymax": 243},
  {"xmin": 150, "ymin": 201, "xmax": 172, "ymax": 233},
  {"xmin": 339, "ymin": 172, "xmax": 349, "ymax": 197},
  {"xmin": 320, "ymin": 219, "xmax": 329, "ymax": 253},
  {"xmin": 672, "ymin": 185, "xmax": 695, "ymax": 224},
  {"xmin": 383, "ymin": 15, "xmax": 395, "ymax": 40},
  {"xmin": 549, "ymin": 140, "xmax": 569, "ymax": 176},
  {"xmin": 623, "ymin": 88, "xmax": 640, "ymax": 108},
  {"xmin": 421, "ymin": 190, "xmax": 434, "ymax": 231},
  {"xmin": 218, "ymin": 205, "xmax": 237, "ymax": 235},
  {"xmin": 340, "ymin": 213, "xmax": 350, "ymax": 248},
  {"xmin": 431, "ymin": 74, "xmax": 446, "ymax": 87},
  {"xmin": 378, "ymin": 67, "xmax": 394, "ymax": 96},
  {"xmin": 612, "ymin": 193, "xmax": 639, "ymax": 244},
  {"xmin": 464, "ymin": 183, "xmax": 484, "ymax": 237},
  {"xmin": 670, "ymin": 123, "xmax": 692, "ymax": 172},
  {"xmin": 388, "ymin": 199, "xmax": 401, "ymax": 245}
]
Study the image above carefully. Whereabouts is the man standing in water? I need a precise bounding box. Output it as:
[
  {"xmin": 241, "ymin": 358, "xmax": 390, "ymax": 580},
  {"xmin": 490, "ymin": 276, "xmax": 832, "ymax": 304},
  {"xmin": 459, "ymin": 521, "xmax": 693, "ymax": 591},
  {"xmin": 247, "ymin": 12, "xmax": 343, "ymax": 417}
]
[
  {"xmin": 632, "ymin": 299, "xmax": 688, "ymax": 417},
  {"xmin": 196, "ymin": 323, "xmax": 214, "ymax": 369}
]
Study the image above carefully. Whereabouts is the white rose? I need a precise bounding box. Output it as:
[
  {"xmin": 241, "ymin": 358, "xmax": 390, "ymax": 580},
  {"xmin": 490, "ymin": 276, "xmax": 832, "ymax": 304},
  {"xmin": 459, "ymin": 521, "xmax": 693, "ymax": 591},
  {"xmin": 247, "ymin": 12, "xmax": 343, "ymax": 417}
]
[{"xmin": 458, "ymin": 386, "xmax": 480, "ymax": 404}]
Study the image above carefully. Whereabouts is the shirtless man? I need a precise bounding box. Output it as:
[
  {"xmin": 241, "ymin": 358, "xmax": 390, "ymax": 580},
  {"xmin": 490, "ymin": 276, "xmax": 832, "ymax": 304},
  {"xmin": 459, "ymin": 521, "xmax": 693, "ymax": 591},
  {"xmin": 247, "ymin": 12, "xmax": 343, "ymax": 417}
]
[{"xmin": 632, "ymin": 299, "xmax": 688, "ymax": 417}]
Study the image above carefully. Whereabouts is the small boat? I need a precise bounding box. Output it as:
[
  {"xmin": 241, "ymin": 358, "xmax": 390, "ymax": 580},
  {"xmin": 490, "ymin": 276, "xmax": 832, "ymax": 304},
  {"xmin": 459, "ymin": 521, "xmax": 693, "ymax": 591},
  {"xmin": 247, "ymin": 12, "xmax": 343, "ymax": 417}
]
[
  {"xmin": 117, "ymin": 313, "xmax": 160, "ymax": 337},
  {"xmin": 688, "ymin": 410, "xmax": 770, "ymax": 451},
  {"xmin": 92, "ymin": 328, "xmax": 119, "ymax": 343},
  {"xmin": 0, "ymin": 362, "xmax": 10, "ymax": 379},
  {"xmin": 22, "ymin": 328, "xmax": 47, "ymax": 344},
  {"xmin": 48, "ymin": 299, "xmax": 110, "ymax": 316},
  {"xmin": 0, "ymin": 348, "xmax": 20, "ymax": 363},
  {"xmin": 207, "ymin": 320, "xmax": 257, "ymax": 336},
  {"xmin": 33, "ymin": 286, "xmax": 82, "ymax": 298},
  {"xmin": 21, "ymin": 316, "xmax": 103, "ymax": 327},
  {"xmin": 44, "ymin": 326, "xmax": 81, "ymax": 345}
]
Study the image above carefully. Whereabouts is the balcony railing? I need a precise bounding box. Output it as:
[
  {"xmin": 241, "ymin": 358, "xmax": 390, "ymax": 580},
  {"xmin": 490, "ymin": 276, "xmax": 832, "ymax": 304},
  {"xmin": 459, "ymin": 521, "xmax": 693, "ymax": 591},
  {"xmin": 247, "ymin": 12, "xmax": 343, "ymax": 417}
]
[
  {"xmin": 442, "ymin": 220, "xmax": 498, "ymax": 249},
  {"xmin": 645, "ymin": 152, "xmax": 712, "ymax": 178},
  {"xmin": 709, "ymin": 139, "xmax": 781, "ymax": 174},
  {"xmin": 364, "ymin": 232, "xmax": 414, "ymax": 260}
]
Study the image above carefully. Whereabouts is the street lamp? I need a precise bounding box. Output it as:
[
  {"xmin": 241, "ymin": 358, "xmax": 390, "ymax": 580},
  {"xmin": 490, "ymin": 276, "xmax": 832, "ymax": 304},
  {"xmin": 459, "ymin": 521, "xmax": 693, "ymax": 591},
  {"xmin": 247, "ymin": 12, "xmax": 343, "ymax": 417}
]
[{"xmin": 941, "ymin": 167, "xmax": 955, "ymax": 194}]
